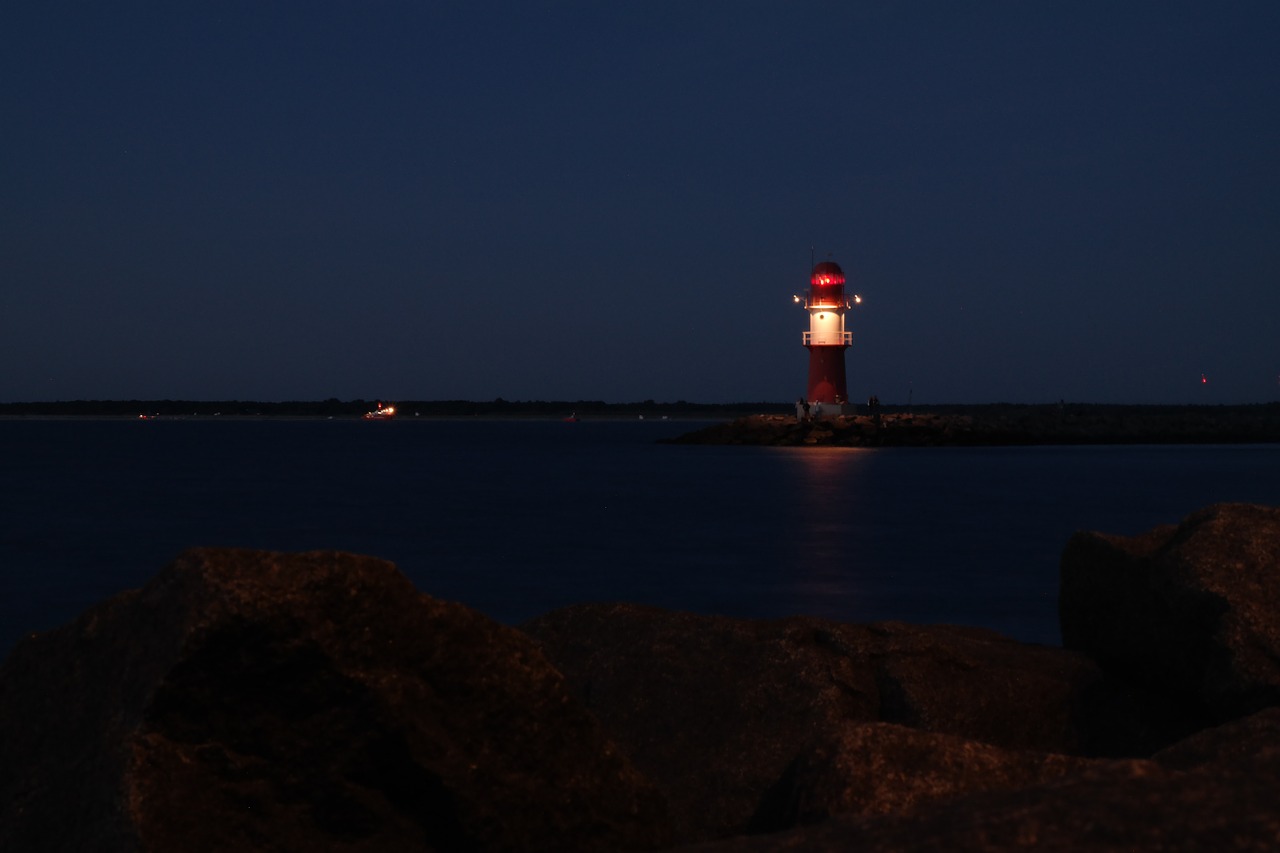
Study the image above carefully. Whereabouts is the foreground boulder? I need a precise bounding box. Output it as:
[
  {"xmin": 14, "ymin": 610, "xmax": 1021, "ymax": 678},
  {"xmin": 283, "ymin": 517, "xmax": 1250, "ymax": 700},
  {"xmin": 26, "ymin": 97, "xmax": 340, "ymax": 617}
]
[
  {"xmin": 697, "ymin": 748, "xmax": 1280, "ymax": 852},
  {"xmin": 1060, "ymin": 503, "xmax": 1280, "ymax": 724},
  {"xmin": 0, "ymin": 548, "xmax": 670, "ymax": 852},
  {"xmin": 1152, "ymin": 705, "xmax": 1280, "ymax": 771},
  {"xmin": 749, "ymin": 722, "xmax": 1103, "ymax": 832},
  {"xmin": 743, "ymin": 706, "xmax": 1280, "ymax": 846},
  {"xmin": 523, "ymin": 605, "xmax": 1128, "ymax": 843},
  {"xmin": 710, "ymin": 709, "xmax": 1280, "ymax": 851}
]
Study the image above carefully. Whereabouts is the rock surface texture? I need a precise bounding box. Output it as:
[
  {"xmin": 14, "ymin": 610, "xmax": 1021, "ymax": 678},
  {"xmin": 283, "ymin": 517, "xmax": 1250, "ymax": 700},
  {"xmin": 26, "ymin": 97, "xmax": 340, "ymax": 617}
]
[
  {"xmin": 522, "ymin": 606, "xmax": 1128, "ymax": 842},
  {"xmin": 693, "ymin": 746, "xmax": 1280, "ymax": 852},
  {"xmin": 1061, "ymin": 502, "xmax": 1280, "ymax": 723},
  {"xmin": 748, "ymin": 722, "xmax": 1101, "ymax": 831},
  {"xmin": 4, "ymin": 502, "xmax": 1280, "ymax": 850},
  {"xmin": 0, "ymin": 548, "xmax": 670, "ymax": 852}
]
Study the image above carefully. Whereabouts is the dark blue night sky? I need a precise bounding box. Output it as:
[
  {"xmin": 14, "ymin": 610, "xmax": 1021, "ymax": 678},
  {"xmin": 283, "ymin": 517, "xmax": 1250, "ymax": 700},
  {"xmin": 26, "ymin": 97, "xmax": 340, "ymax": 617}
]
[{"xmin": 4, "ymin": 2, "xmax": 1278, "ymax": 404}]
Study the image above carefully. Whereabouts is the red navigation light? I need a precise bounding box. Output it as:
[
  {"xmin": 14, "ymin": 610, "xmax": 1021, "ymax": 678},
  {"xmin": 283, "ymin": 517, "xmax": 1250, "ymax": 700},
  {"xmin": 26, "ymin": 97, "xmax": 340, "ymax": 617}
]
[{"xmin": 810, "ymin": 261, "xmax": 845, "ymax": 288}]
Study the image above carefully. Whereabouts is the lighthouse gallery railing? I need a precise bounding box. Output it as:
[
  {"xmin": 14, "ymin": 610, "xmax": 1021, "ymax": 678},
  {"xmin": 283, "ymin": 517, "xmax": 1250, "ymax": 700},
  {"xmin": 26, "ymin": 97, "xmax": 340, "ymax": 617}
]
[{"xmin": 802, "ymin": 331, "xmax": 852, "ymax": 346}]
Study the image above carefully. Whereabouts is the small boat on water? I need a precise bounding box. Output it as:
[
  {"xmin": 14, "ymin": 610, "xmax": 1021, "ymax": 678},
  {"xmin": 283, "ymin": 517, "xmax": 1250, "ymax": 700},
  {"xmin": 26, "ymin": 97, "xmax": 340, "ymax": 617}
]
[{"xmin": 363, "ymin": 402, "xmax": 396, "ymax": 420}]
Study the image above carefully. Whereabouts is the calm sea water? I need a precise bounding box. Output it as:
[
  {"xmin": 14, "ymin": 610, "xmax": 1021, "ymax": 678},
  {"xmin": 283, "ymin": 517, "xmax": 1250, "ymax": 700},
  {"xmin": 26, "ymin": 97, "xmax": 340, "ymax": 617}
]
[{"xmin": 3, "ymin": 418, "xmax": 1279, "ymax": 656}]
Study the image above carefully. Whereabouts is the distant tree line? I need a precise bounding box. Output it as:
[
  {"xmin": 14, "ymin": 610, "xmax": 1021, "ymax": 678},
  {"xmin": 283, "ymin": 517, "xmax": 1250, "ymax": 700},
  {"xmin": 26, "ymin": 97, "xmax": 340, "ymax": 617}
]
[
  {"xmin": 0, "ymin": 399, "xmax": 1275, "ymax": 419},
  {"xmin": 0, "ymin": 398, "xmax": 795, "ymax": 418}
]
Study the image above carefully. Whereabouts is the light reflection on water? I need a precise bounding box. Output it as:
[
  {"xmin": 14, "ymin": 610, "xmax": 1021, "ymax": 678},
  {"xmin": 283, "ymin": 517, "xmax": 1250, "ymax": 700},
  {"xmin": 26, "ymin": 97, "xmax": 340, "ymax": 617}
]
[{"xmin": 773, "ymin": 446, "xmax": 874, "ymax": 598}]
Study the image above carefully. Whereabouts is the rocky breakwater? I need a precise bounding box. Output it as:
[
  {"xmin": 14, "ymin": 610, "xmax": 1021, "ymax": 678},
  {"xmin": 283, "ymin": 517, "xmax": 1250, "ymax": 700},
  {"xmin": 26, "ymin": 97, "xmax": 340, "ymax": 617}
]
[
  {"xmin": 3, "ymin": 503, "xmax": 1280, "ymax": 850},
  {"xmin": 664, "ymin": 404, "xmax": 1280, "ymax": 447},
  {"xmin": 568, "ymin": 501, "xmax": 1280, "ymax": 851},
  {"xmin": 0, "ymin": 549, "xmax": 670, "ymax": 852}
]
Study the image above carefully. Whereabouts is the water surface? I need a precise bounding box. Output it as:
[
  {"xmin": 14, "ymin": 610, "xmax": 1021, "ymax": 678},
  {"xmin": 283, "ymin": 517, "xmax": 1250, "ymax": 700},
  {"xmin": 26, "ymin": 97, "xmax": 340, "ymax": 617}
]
[{"xmin": 3, "ymin": 418, "xmax": 1278, "ymax": 654}]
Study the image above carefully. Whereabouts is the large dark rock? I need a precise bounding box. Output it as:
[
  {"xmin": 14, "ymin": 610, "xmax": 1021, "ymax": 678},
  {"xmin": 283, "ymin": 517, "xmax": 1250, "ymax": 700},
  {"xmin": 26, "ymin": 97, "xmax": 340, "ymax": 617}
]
[
  {"xmin": 749, "ymin": 722, "xmax": 1102, "ymax": 833},
  {"xmin": 523, "ymin": 604, "xmax": 1119, "ymax": 843},
  {"xmin": 707, "ymin": 710, "xmax": 1280, "ymax": 852},
  {"xmin": 0, "ymin": 548, "xmax": 671, "ymax": 852},
  {"xmin": 1060, "ymin": 503, "xmax": 1280, "ymax": 723},
  {"xmin": 704, "ymin": 710, "xmax": 1280, "ymax": 851},
  {"xmin": 1152, "ymin": 705, "xmax": 1280, "ymax": 771},
  {"xmin": 695, "ymin": 750, "xmax": 1280, "ymax": 852}
]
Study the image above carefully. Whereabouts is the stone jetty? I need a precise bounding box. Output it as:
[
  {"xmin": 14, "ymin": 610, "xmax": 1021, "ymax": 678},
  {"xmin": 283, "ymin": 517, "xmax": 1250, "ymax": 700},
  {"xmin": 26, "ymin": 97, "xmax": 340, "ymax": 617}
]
[
  {"xmin": 3, "ymin": 503, "xmax": 1280, "ymax": 850},
  {"xmin": 664, "ymin": 404, "xmax": 1280, "ymax": 447}
]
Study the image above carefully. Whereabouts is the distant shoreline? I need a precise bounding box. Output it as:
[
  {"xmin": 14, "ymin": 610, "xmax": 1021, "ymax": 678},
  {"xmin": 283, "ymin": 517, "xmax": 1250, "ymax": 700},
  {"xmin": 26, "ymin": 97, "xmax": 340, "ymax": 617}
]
[
  {"xmin": 2, "ymin": 399, "xmax": 1278, "ymax": 422},
  {"xmin": 0, "ymin": 414, "xmax": 718, "ymax": 423},
  {"xmin": 0, "ymin": 399, "xmax": 785, "ymax": 420},
  {"xmin": 4, "ymin": 402, "xmax": 1280, "ymax": 447}
]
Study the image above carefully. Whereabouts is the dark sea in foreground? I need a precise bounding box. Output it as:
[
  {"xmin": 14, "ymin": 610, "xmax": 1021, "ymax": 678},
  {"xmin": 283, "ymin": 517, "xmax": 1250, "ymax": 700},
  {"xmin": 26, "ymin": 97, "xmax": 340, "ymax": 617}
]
[{"xmin": 3, "ymin": 417, "xmax": 1280, "ymax": 656}]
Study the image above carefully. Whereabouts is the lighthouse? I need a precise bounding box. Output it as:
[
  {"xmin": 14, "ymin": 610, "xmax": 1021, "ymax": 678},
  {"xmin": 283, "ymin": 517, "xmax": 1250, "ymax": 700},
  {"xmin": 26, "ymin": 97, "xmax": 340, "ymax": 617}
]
[{"xmin": 795, "ymin": 260, "xmax": 859, "ymax": 411}]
